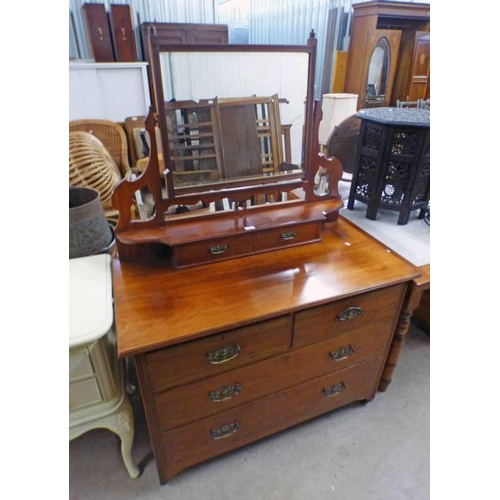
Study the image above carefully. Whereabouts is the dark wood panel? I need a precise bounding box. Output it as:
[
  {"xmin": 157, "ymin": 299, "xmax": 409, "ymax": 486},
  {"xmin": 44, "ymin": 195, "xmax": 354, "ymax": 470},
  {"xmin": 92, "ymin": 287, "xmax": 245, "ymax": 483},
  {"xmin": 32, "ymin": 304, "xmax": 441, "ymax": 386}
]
[
  {"xmin": 109, "ymin": 4, "xmax": 137, "ymax": 62},
  {"xmin": 82, "ymin": 3, "xmax": 114, "ymax": 62},
  {"xmin": 406, "ymin": 31, "xmax": 430, "ymax": 101}
]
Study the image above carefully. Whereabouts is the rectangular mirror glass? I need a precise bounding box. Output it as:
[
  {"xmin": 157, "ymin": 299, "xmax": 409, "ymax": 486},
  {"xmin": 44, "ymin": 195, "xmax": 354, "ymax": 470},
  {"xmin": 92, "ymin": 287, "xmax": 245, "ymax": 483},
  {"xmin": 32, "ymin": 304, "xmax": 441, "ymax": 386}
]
[{"xmin": 154, "ymin": 50, "xmax": 310, "ymax": 194}]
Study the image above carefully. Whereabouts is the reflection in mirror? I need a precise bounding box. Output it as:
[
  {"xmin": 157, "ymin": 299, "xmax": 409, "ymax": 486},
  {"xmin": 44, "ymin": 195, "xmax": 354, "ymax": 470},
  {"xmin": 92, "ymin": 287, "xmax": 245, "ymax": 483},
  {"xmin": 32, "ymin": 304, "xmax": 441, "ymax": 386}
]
[
  {"xmin": 157, "ymin": 51, "xmax": 309, "ymax": 192},
  {"xmin": 129, "ymin": 181, "xmax": 156, "ymax": 221},
  {"xmin": 365, "ymin": 38, "xmax": 390, "ymax": 103}
]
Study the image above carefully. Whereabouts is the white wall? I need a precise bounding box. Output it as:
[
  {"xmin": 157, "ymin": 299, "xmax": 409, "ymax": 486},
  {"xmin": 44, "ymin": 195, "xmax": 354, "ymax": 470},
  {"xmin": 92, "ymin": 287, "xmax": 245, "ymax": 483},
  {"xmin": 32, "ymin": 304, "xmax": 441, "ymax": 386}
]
[{"xmin": 69, "ymin": 62, "xmax": 151, "ymax": 122}]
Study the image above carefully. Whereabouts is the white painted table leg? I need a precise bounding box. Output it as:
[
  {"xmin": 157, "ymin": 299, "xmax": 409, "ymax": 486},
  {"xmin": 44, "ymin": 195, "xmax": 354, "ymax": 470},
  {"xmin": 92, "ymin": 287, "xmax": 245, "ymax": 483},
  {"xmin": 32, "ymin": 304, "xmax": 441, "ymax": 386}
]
[{"xmin": 102, "ymin": 396, "xmax": 141, "ymax": 479}]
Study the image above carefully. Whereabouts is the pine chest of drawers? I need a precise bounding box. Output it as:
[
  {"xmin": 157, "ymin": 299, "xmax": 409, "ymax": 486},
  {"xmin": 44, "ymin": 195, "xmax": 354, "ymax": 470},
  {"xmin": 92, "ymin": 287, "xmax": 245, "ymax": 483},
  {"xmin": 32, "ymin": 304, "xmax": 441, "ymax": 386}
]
[{"xmin": 112, "ymin": 218, "xmax": 420, "ymax": 484}]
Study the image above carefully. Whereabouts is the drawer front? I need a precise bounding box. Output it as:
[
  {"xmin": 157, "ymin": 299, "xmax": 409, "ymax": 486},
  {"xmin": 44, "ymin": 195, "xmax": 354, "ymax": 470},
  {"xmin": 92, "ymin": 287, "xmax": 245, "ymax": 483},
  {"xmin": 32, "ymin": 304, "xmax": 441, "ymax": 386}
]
[
  {"xmin": 146, "ymin": 316, "xmax": 291, "ymax": 392},
  {"xmin": 157, "ymin": 357, "xmax": 382, "ymax": 481},
  {"xmin": 69, "ymin": 378, "xmax": 102, "ymax": 411},
  {"xmin": 69, "ymin": 347, "xmax": 95, "ymax": 381},
  {"xmin": 154, "ymin": 322, "xmax": 392, "ymax": 431},
  {"xmin": 174, "ymin": 233, "xmax": 254, "ymax": 268},
  {"xmin": 293, "ymin": 284, "xmax": 405, "ymax": 348},
  {"xmin": 255, "ymin": 222, "xmax": 321, "ymax": 251}
]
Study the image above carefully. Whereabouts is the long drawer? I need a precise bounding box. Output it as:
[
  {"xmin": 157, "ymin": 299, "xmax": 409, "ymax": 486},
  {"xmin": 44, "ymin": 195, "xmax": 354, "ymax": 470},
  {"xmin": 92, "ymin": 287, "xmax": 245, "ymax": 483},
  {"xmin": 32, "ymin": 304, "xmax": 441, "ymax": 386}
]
[
  {"xmin": 293, "ymin": 284, "xmax": 405, "ymax": 348},
  {"xmin": 153, "ymin": 322, "xmax": 393, "ymax": 431},
  {"xmin": 156, "ymin": 357, "xmax": 382, "ymax": 482},
  {"xmin": 146, "ymin": 316, "xmax": 291, "ymax": 392}
]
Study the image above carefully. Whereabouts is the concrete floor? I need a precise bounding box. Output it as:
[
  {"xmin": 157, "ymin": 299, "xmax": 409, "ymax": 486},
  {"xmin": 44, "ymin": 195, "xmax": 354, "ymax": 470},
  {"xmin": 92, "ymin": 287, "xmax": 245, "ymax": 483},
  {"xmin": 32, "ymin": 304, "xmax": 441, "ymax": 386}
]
[{"xmin": 69, "ymin": 322, "xmax": 429, "ymax": 500}]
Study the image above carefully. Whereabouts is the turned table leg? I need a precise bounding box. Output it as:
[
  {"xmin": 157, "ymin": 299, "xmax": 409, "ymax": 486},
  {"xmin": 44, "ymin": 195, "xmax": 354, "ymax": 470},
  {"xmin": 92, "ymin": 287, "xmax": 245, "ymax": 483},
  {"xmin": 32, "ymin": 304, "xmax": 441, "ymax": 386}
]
[{"xmin": 378, "ymin": 281, "xmax": 423, "ymax": 392}]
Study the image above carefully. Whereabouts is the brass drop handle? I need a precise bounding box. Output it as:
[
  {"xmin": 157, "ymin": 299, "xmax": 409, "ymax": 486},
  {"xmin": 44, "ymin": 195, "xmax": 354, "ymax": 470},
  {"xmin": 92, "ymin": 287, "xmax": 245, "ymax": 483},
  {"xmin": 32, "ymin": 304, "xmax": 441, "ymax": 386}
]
[
  {"xmin": 210, "ymin": 421, "xmax": 240, "ymax": 440},
  {"xmin": 97, "ymin": 27, "xmax": 103, "ymax": 40},
  {"xmin": 210, "ymin": 244, "xmax": 228, "ymax": 255},
  {"xmin": 208, "ymin": 383, "xmax": 242, "ymax": 403},
  {"xmin": 337, "ymin": 306, "xmax": 364, "ymax": 322},
  {"xmin": 323, "ymin": 381, "xmax": 347, "ymax": 398},
  {"xmin": 280, "ymin": 231, "xmax": 297, "ymax": 241},
  {"xmin": 329, "ymin": 345, "xmax": 356, "ymax": 361},
  {"xmin": 121, "ymin": 27, "xmax": 127, "ymax": 40},
  {"xmin": 206, "ymin": 344, "xmax": 241, "ymax": 365}
]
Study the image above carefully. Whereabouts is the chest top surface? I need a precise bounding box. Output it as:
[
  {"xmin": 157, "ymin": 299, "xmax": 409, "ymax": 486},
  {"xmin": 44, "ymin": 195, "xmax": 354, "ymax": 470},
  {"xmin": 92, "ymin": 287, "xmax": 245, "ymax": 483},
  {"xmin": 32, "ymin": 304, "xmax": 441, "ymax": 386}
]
[
  {"xmin": 112, "ymin": 218, "xmax": 419, "ymax": 357},
  {"xmin": 69, "ymin": 253, "xmax": 113, "ymax": 349}
]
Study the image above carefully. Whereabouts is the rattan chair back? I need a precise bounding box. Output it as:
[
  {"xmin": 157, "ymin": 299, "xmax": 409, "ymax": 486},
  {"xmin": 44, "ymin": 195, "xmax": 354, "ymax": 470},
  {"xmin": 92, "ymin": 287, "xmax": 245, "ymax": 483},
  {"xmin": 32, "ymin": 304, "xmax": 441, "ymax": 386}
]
[
  {"xmin": 69, "ymin": 119, "xmax": 131, "ymax": 178},
  {"xmin": 69, "ymin": 131, "xmax": 121, "ymax": 212}
]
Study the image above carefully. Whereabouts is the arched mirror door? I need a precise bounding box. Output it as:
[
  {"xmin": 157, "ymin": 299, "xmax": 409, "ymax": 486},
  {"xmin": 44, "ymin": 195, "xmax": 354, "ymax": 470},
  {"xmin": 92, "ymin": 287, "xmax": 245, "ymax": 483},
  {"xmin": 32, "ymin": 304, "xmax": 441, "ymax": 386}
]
[{"xmin": 364, "ymin": 37, "xmax": 390, "ymax": 104}]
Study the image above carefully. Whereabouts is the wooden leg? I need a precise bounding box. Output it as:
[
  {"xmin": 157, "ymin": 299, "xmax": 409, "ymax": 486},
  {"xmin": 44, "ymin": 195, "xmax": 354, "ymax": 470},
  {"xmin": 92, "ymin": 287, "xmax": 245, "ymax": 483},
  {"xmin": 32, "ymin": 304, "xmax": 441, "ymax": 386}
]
[
  {"xmin": 378, "ymin": 282, "xmax": 423, "ymax": 392},
  {"xmin": 397, "ymin": 208, "xmax": 411, "ymax": 225}
]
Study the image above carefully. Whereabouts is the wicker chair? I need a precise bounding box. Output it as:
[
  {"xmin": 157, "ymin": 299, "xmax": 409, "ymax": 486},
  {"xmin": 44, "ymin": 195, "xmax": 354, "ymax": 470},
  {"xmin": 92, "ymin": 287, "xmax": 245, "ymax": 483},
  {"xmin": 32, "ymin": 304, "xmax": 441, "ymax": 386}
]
[
  {"xmin": 69, "ymin": 131, "xmax": 122, "ymax": 225},
  {"xmin": 69, "ymin": 119, "xmax": 132, "ymax": 178}
]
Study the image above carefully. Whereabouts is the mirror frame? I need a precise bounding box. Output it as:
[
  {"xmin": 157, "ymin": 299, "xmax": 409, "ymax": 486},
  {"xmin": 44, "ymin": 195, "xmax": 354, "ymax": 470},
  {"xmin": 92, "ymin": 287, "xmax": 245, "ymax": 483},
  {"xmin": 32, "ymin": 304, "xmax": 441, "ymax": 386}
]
[
  {"xmin": 111, "ymin": 32, "xmax": 343, "ymax": 243},
  {"xmin": 149, "ymin": 35, "xmax": 317, "ymax": 199}
]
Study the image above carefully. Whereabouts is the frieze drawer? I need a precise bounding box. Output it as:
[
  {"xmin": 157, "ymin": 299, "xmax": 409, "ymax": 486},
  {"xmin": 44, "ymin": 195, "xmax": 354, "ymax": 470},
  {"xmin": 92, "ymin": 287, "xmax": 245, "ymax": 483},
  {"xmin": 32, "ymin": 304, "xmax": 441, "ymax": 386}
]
[
  {"xmin": 171, "ymin": 232, "xmax": 255, "ymax": 269},
  {"xmin": 156, "ymin": 357, "xmax": 382, "ymax": 482},
  {"xmin": 293, "ymin": 284, "xmax": 405, "ymax": 348},
  {"xmin": 153, "ymin": 323, "xmax": 393, "ymax": 431},
  {"xmin": 145, "ymin": 316, "xmax": 291, "ymax": 392},
  {"xmin": 254, "ymin": 221, "xmax": 322, "ymax": 251}
]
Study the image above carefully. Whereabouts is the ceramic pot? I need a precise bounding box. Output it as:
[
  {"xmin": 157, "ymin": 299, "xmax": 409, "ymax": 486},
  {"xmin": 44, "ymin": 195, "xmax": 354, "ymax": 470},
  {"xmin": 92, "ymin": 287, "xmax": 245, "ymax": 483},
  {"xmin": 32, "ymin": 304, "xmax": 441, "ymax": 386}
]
[{"xmin": 69, "ymin": 186, "xmax": 113, "ymax": 259}]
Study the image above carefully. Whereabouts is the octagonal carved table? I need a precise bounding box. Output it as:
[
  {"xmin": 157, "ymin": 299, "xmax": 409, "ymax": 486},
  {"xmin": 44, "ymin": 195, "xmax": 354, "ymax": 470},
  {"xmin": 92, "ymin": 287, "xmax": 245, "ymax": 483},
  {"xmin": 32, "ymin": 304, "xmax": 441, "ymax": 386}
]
[{"xmin": 347, "ymin": 107, "xmax": 430, "ymax": 225}]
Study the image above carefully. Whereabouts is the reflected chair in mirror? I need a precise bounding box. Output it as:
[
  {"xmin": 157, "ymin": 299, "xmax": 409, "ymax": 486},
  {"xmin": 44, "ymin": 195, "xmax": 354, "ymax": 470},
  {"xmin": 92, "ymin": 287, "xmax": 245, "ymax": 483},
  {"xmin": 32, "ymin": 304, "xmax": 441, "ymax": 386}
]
[
  {"xmin": 417, "ymin": 99, "xmax": 430, "ymax": 110},
  {"xmin": 396, "ymin": 99, "xmax": 419, "ymax": 108},
  {"xmin": 124, "ymin": 115, "xmax": 164, "ymax": 173},
  {"xmin": 69, "ymin": 119, "xmax": 133, "ymax": 179}
]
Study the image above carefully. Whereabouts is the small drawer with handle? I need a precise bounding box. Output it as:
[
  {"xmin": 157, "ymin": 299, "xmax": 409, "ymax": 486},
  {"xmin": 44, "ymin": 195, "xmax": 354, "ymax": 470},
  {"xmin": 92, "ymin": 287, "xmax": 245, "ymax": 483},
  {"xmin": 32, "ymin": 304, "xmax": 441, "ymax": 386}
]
[
  {"xmin": 172, "ymin": 233, "xmax": 254, "ymax": 268},
  {"xmin": 293, "ymin": 284, "xmax": 405, "ymax": 348},
  {"xmin": 255, "ymin": 221, "xmax": 321, "ymax": 251}
]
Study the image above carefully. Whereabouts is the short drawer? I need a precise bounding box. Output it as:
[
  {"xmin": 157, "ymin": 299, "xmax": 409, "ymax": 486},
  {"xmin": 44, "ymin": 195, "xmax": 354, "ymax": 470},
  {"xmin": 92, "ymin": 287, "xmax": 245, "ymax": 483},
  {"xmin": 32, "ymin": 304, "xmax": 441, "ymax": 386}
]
[
  {"xmin": 255, "ymin": 221, "xmax": 321, "ymax": 251},
  {"xmin": 153, "ymin": 322, "xmax": 392, "ymax": 431},
  {"xmin": 173, "ymin": 232, "xmax": 255, "ymax": 268},
  {"xmin": 69, "ymin": 378, "xmax": 102, "ymax": 411},
  {"xmin": 293, "ymin": 284, "xmax": 405, "ymax": 348},
  {"xmin": 69, "ymin": 347, "xmax": 95, "ymax": 381},
  {"xmin": 157, "ymin": 357, "xmax": 382, "ymax": 481},
  {"xmin": 146, "ymin": 316, "xmax": 291, "ymax": 392}
]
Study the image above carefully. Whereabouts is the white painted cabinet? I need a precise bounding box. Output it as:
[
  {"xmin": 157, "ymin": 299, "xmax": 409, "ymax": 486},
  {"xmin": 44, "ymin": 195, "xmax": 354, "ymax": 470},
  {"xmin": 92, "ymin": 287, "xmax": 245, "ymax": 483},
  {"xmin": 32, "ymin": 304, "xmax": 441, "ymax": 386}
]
[
  {"xmin": 69, "ymin": 62, "xmax": 151, "ymax": 122},
  {"xmin": 69, "ymin": 254, "xmax": 140, "ymax": 479}
]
